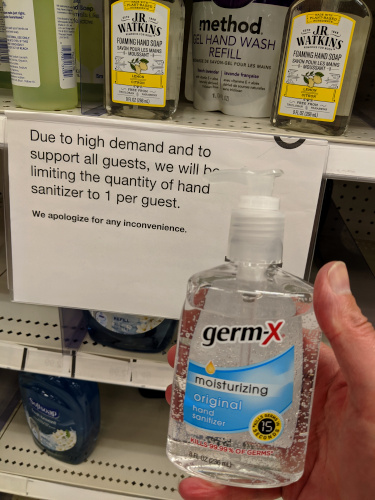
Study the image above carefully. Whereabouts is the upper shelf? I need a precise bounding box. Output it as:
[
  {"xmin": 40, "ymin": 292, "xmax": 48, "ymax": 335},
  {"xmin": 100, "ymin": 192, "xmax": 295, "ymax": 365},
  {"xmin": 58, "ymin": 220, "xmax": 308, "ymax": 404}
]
[
  {"xmin": 0, "ymin": 270, "xmax": 174, "ymax": 391},
  {"xmin": 0, "ymin": 95, "xmax": 372, "ymax": 387},
  {"xmin": 174, "ymin": 103, "xmax": 375, "ymax": 148},
  {"xmin": 1, "ymin": 91, "xmax": 375, "ymax": 181},
  {"xmin": 1, "ymin": 87, "xmax": 375, "ymax": 144}
]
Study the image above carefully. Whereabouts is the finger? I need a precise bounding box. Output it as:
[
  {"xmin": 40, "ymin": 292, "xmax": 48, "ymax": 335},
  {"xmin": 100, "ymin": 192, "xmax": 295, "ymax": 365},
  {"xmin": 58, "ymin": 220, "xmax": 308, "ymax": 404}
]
[
  {"xmin": 179, "ymin": 478, "xmax": 281, "ymax": 500},
  {"xmin": 313, "ymin": 261, "xmax": 375, "ymax": 395},
  {"xmin": 167, "ymin": 344, "xmax": 177, "ymax": 368}
]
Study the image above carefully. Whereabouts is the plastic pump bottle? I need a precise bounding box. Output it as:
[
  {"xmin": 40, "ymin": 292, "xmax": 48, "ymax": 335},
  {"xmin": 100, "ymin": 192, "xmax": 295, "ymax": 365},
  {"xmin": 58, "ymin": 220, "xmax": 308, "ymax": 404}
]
[
  {"xmin": 86, "ymin": 310, "xmax": 176, "ymax": 353},
  {"xmin": 19, "ymin": 372, "xmax": 100, "ymax": 464},
  {"xmin": 0, "ymin": 1, "xmax": 11, "ymax": 89},
  {"xmin": 3, "ymin": 0, "xmax": 77, "ymax": 110},
  {"xmin": 167, "ymin": 168, "xmax": 322, "ymax": 488}
]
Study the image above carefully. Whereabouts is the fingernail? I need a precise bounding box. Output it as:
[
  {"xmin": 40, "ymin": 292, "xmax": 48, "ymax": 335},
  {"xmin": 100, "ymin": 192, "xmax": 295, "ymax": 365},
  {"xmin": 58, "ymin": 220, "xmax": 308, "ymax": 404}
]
[{"xmin": 328, "ymin": 261, "xmax": 351, "ymax": 295}]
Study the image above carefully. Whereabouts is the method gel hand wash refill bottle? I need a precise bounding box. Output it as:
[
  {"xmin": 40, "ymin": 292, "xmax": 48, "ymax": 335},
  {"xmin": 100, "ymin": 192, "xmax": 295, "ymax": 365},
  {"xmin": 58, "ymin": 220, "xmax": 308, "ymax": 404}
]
[{"xmin": 167, "ymin": 169, "xmax": 322, "ymax": 487}]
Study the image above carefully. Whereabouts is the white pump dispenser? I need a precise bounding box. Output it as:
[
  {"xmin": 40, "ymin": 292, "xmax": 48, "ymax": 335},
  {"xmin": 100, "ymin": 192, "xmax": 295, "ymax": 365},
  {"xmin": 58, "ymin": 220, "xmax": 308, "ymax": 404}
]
[
  {"xmin": 207, "ymin": 168, "xmax": 284, "ymax": 263},
  {"xmin": 167, "ymin": 168, "xmax": 322, "ymax": 489}
]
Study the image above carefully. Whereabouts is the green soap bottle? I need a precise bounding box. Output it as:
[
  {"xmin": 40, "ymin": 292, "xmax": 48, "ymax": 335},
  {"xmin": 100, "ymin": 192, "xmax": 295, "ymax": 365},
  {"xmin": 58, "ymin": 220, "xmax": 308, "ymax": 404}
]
[
  {"xmin": 0, "ymin": 1, "xmax": 11, "ymax": 90},
  {"xmin": 74, "ymin": 0, "xmax": 104, "ymax": 104},
  {"xmin": 3, "ymin": 0, "xmax": 77, "ymax": 110}
]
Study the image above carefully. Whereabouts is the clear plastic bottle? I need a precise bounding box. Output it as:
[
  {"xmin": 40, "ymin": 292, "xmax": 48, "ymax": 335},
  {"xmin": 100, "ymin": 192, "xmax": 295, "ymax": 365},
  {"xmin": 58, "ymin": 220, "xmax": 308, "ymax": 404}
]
[
  {"xmin": 74, "ymin": 0, "xmax": 104, "ymax": 104},
  {"xmin": 271, "ymin": 0, "xmax": 372, "ymax": 135},
  {"xmin": 0, "ymin": 0, "xmax": 11, "ymax": 89},
  {"xmin": 86, "ymin": 310, "xmax": 177, "ymax": 352},
  {"xmin": 3, "ymin": 0, "xmax": 77, "ymax": 110},
  {"xmin": 104, "ymin": 0, "xmax": 185, "ymax": 120},
  {"xmin": 19, "ymin": 372, "xmax": 100, "ymax": 465},
  {"xmin": 167, "ymin": 169, "xmax": 322, "ymax": 488}
]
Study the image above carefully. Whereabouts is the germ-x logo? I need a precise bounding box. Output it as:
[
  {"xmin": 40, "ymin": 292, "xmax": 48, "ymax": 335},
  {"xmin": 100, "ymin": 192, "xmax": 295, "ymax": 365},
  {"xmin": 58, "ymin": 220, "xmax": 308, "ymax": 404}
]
[{"xmin": 201, "ymin": 321, "xmax": 285, "ymax": 348}]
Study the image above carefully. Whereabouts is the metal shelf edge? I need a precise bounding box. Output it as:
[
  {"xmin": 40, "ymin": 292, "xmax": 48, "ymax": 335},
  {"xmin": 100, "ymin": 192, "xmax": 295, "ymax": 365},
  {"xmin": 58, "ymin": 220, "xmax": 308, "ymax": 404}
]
[{"xmin": 0, "ymin": 472, "xmax": 152, "ymax": 500}]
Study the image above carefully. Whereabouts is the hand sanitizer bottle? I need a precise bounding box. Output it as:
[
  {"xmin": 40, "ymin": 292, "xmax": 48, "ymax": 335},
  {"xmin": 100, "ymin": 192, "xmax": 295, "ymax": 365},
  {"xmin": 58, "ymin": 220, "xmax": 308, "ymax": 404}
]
[{"xmin": 167, "ymin": 169, "xmax": 322, "ymax": 488}]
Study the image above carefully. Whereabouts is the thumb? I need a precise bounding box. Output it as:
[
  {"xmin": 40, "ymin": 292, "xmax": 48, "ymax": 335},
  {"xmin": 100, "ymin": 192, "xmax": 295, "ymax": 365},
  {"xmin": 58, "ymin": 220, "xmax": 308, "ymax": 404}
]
[
  {"xmin": 313, "ymin": 261, "xmax": 375, "ymax": 396},
  {"xmin": 179, "ymin": 477, "xmax": 281, "ymax": 500}
]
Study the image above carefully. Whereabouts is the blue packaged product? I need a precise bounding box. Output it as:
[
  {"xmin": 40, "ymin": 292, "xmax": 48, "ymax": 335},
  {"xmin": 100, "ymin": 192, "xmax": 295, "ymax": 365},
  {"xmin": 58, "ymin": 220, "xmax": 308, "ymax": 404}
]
[
  {"xmin": 19, "ymin": 372, "xmax": 100, "ymax": 464},
  {"xmin": 86, "ymin": 310, "xmax": 176, "ymax": 353}
]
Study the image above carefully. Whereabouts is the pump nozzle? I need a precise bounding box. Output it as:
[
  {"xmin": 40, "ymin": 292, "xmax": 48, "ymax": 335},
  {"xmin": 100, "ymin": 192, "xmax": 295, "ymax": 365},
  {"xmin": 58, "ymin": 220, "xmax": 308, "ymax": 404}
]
[
  {"xmin": 207, "ymin": 167, "xmax": 283, "ymax": 190},
  {"xmin": 206, "ymin": 168, "xmax": 285, "ymax": 264},
  {"xmin": 207, "ymin": 168, "xmax": 283, "ymax": 210}
]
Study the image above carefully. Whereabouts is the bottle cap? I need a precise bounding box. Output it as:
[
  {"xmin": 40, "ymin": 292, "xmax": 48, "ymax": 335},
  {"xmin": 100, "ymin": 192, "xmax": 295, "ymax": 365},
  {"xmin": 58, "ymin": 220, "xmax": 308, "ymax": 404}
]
[{"xmin": 207, "ymin": 168, "xmax": 284, "ymax": 263}]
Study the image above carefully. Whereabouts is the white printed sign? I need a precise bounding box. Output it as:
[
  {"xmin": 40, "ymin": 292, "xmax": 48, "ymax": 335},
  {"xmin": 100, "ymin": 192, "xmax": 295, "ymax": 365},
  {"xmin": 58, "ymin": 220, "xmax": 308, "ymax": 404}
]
[{"xmin": 5, "ymin": 111, "xmax": 327, "ymax": 318}]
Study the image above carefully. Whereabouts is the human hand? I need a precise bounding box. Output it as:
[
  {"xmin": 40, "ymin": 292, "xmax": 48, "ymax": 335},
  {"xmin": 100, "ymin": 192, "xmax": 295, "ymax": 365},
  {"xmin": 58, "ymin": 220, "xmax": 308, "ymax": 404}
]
[{"xmin": 166, "ymin": 261, "xmax": 375, "ymax": 500}]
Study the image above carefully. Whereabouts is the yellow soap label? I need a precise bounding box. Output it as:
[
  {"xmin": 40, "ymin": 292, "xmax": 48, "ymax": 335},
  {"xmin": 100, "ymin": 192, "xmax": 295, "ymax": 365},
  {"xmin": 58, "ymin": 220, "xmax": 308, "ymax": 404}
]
[
  {"xmin": 112, "ymin": 70, "xmax": 165, "ymax": 89},
  {"xmin": 306, "ymin": 12, "xmax": 341, "ymax": 25},
  {"xmin": 277, "ymin": 12, "xmax": 355, "ymax": 122},
  {"xmin": 281, "ymin": 83, "xmax": 337, "ymax": 102},
  {"xmin": 123, "ymin": 0, "xmax": 156, "ymax": 13},
  {"xmin": 111, "ymin": 0, "xmax": 170, "ymax": 107}
]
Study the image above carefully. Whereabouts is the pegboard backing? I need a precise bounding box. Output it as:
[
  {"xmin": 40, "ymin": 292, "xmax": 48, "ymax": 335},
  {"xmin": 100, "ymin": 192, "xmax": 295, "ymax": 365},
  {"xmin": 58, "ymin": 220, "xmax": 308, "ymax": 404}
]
[
  {"xmin": 331, "ymin": 179, "xmax": 375, "ymax": 274},
  {"xmin": 0, "ymin": 274, "xmax": 61, "ymax": 352},
  {"xmin": 355, "ymin": 0, "xmax": 375, "ymax": 125},
  {"xmin": 332, "ymin": 180, "xmax": 375, "ymax": 241}
]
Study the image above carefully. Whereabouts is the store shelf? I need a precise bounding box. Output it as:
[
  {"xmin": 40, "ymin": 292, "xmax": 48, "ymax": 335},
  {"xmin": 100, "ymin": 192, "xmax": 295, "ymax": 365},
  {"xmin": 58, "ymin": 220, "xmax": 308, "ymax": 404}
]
[
  {"xmin": 0, "ymin": 384, "xmax": 284, "ymax": 500},
  {"xmin": 326, "ymin": 142, "xmax": 375, "ymax": 181},
  {"xmin": 0, "ymin": 92, "xmax": 373, "ymax": 382},
  {"xmin": 0, "ymin": 88, "xmax": 375, "ymax": 143},
  {"xmin": 1, "ymin": 94, "xmax": 375, "ymax": 183},
  {"xmin": 173, "ymin": 103, "xmax": 375, "ymax": 147},
  {"xmin": 0, "ymin": 275, "xmax": 61, "ymax": 353},
  {"xmin": 76, "ymin": 331, "xmax": 176, "ymax": 389},
  {"xmin": 0, "ymin": 7, "xmax": 372, "ymax": 498},
  {"xmin": 0, "ymin": 385, "xmax": 183, "ymax": 500},
  {"xmin": 0, "ymin": 268, "xmax": 173, "ymax": 389}
]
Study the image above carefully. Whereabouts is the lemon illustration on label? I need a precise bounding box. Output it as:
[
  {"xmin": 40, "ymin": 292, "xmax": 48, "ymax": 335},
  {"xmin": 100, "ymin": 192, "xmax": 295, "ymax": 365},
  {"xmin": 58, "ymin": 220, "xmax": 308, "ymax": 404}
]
[
  {"xmin": 130, "ymin": 58, "xmax": 149, "ymax": 74},
  {"xmin": 303, "ymin": 71, "xmax": 324, "ymax": 88}
]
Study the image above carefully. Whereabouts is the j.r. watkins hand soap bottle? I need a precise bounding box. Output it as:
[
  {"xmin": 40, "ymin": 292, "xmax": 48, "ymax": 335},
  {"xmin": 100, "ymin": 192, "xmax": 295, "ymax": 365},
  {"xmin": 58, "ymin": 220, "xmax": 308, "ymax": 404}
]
[
  {"xmin": 104, "ymin": 0, "xmax": 185, "ymax": 119},
  {"xmin": 167, "ymin": 169, "xmax": 322, "ymax": 487},
  {"xmin": 271, "ymin": 0, "xmax": 372, "ymax": 135}
]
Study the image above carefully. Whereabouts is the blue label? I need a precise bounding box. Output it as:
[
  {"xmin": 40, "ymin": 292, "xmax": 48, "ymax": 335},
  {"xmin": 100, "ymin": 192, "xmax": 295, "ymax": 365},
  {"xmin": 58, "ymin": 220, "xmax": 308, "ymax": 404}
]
[{"xmin": 183, "ymin": 346, "xmax": 294, "ymax": 433}]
